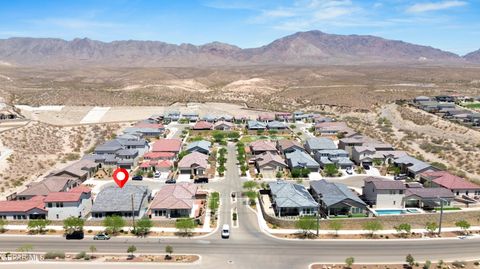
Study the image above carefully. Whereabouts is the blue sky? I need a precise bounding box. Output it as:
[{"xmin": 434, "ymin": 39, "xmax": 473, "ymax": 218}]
[{"xmin": 0, "ymin": 0, "xmax": 478, "ymax": 55}]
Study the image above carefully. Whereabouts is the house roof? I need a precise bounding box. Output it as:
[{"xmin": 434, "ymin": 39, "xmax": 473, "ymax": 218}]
[
  {"xmin": 186, "ymin": 140, "xmax": 212, "ymax": 152},
  {"xmin": 69, "ymin": 185, "xmax": 91, "ymax": 194},
  {"xmin": 18, "ymin": 177, "xmax": 77, "ymax": 197},
  {"xmin": 150, "ymin": 183, "xmax": 198, "ymax": 210},
  {"xmin": 250, "ymin": 140, "xmax": 277, "ymax": 152},
  {"xmin": 310, "ymin": 180, "xmax": 366, "ymax": 207},
  {"xmin": 305, "ymin": 137, "xmax": 337, "ymax": 151},
  {"xmin": 364, "ymin": 177, "xmax": 406, "ymax": 190},
  {"xmin": 267, "ymin": 121, "xmax": 286, "ymax": 129},
  {"xmin": 152, "ymin": 139, "xmax": 182, "ymax": 152},
  {"xmin": 156, "ymin": 160, "xmax": 173, "ymax": 168},
  {"xmin": 269, "ymin": 181, "xmax": 318, "ymax": 208},
  {"xmin": 116, "ymin": 149, "xmax": 138, "ymax": 156},
  {"xmin": 256, "ymin": 152, "xmax": 286, "ymax": 167},
  {"xmin": 0, "ymin": 196, "xmax": 46, "ymax": 213},
  {"xmin": 178, "ymin": 152, "xmax": 208, "ymax": 169},
  {"xmin": 247, "ymin": 120, "xmax": 267, "ymax": 129},
  {"xmin": 286, "ymin": 150, "xmax": 319, "ymax": 168},
  {"xmin": 423, "ymin": 171, "xmax": 480, "ymax": 190},
  {"xmin": 214, "ymin": 121, "xmax": 234, "ymax": 128},
  {"xmin": 52, "ymin": 159, "xmax": 97, "ymax": 178},
  {"xmin": 95, "ymin": 139, "xmax": 123, "ymax": 152},
  {"xmin": 405, "ymin": 187, "xmax": 454, "ymax": 199},
  {"xmin": 44, "ymin": 191, "xmax": 83, "ymax": 203},
  {"xmin": 394, "ymin": 155, "xmax": 433, "ymax": 174},
  {"xmin": 143, "ymin": 152, "xmax": 175, "ymax": 159},
  {"xmin": 92, "ymin": 185, "xmax": 149, "ymax": 213},
  {"xmin": 277, "ymin": 140, "xmax": 304, "ymax": 151},
  {"xmin": 193, "ymin": 121, "xmax": 213, "ymax": 130}
]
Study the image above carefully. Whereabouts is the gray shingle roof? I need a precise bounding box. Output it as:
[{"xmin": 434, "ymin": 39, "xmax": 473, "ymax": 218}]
[
  {"xmin": 92, "ymin": 185, "xmax": 149, "ymax": 213},
  {"xmin": 305, "ymin": 137, "xmax": 337, "ymax": 151},
  {"xmin": 310, "ymin": 180, "xmax": 366, "ymax": 207},
  {"xmin": 364, "ymin": 177, "xmax": 406, "ymax": 190},
  {"xmin": 269, "ymin": 181, "xmax": 317, "ymax": 208},
  {"xmin": 286, "ymin": 150, "xmax": 319, "ymax": 168},
  {"xmin": 186, "ymin": 140, "xmax": 211, "ymax": 153},
  {"xmin": 248, "ymin": 120, "xmax": 267, "ymax": 129},
  {"xmin": 394, "ymin": 155, "xmax": 433, "ymax": 173}
]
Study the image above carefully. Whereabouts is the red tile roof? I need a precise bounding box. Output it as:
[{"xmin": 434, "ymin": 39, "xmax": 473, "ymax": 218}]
[
  {"xmin": 193, "ymin": 121, "xmax": 213, "ymax": 130},
  {"xmin": 44, "ymin": 192, "xmax": 83, "ymax": 203},
  {"xmin": 140, "ymin": 162, "xmax": 151, "ymax": 168},
  {"xmin": 143, "ymin": 151, "xmax": 176, "ymax": 159},
  {"xmin": 0, "ymin": 196, "xmax": 46, "ymax": 213},
  {"xmin": 68, "ymin": 185, "xmax": 91, "ymax": 194},
  {"xmin": 178, "ymin": 152, "xmax": 208, "ymax": 169},
  {"xmin": 150, "ymin": 183, "xmax": 198, "ymax": 210},
  {"xmin": 156, "ymin": 160, "xmax": 173, "ymax": 168},
  {"xmin": 423, "ymin": 171, "xmax": 480, "ymax": 190},
  {"xmin": 250, "ymin": 140, "xmax": 277, "ymax": 152},
  {"xmin": 152, "ymin": 139, "xmax": 182, "ymax": 153}
]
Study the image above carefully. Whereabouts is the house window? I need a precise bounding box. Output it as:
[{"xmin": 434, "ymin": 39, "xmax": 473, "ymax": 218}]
[
  {"xmin": 47, "ymin": 203, "xmax": 52, "ymax": 208},
  {"xmin": 466, "ymin": 191, "xmax": 469, "ymax": 195},
  {"xmin": 56, "ymin": 214, "xmax": 59, "ymax": 219},
  {"xmin": 393, "ymin": 201, "xmax": 396, "ymax": 205},
  {"xmin": 399, "ymin": 190, "xmax": 404, "ymax": 194},
  {"xmin": 55, "ymin": 202, "xmax": 63, "ymax": 208},
  {"xmin": 456, "ymin": 191, "xmax": 460, "ymax": 195}
]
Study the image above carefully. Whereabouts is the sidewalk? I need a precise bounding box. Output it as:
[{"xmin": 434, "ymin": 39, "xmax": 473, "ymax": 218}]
[
  {"xmin": 253, "ymin": 199, "xmax": 480, "ymax": 236},
  {"xmin": 4, "ymin": 225, "xmax": 214, "ymax": 234}
]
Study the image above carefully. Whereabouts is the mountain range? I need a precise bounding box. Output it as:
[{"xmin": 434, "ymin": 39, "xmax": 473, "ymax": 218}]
[{"xmin": 0, "ymin": 30, "xmax": 478, "ymax": 67}]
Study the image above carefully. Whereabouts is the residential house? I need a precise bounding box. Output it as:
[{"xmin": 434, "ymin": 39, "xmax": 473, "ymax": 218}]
[
  {"xmin": 91, "ymin": 185, "xmax": 150, "ymax": 219},
  {"xmin": 150, "ymin": 183, "xmax": 199, "ymax": 219},
  {"xmin": 214, "ymin": 121, "xmax": 234, "ymax": 131},
  {"xmin": 249, "ymin": 140, "xmax": 277, "ymax": 155},
  {"xmin": 275, "ymin": 112, "xmax": 291, "ymax": 122},
  {"xmin": 182, "ymin": 112, "xmax": 199, "ymax": 122},
  {"xmin": 268, "ymin": 181, "xmax": 318, "ymax": 217},
  {"xmin": 293, "ymin": 111, "xmax": 308, "ymax": 121},
  {"xmin": 276, "ymin": 140, "xmax": 304, "ymax": 155},
  {"xmin": 193, "ymin": 121, "xmax": 213, "ymax": 130},
  {"xmin": 435, "ymin": 95, "xmax": 455, "ymax": 102},
  {"xmin": 254, "ymin": 152, "xmax": 287, "ymax": 177},
  {"xmin": 0, "ymin": 196, "xmax": 47, "ymax": 220},
  {"xmin": 285, "ymin": 150, "xmax": 320, "ymax": 172},
  {"xmin": 414, "ymin": 96, "xmax": 431, "ymax": 103},
  {"xmin": 267, "ymin": 121, "xmax": 287, "ymax": 130},
  {"xmin": 247, "ymin": 120, "xmax": 267, "ymax": 131},
  {"xmin": 314, "ymin": 149, "xmax": 353, "ymax": 169},
  {"xmin": 177, "ymin": 152, "xmax": 209, "ymax": 176},
  {"xmin": 217, "ymin": 115, "xmax": 234, "ymax": 122},
  {"xmin": 91, "ymin": 138, "xmax": 148, "ymax": 169},
  {"xmin": 310, "ymin": 180, "xmax": 367, "ymax": 216},
  {"xmin": 164, "ymin": 111, "xmax": 181, "ymax": 122},
  {"xmin": 186, "ymin": 140, "xmax": 212, "ymax": 155},
  {"xmin": 143, "ymin": 151, "xmax": 176, "ymax": 161},
  {"xmin": 304, "ymin": 137, "xmax": 337, "ymax": 155},
  {"xmin": 152, "ymin": 139, "xmax": 182, "ymax": 155},
  {"xmin": 351, "ymin": 143, "xmax": 397, "ymax": 166},
  {"xmin": 421, "ymin": 171, "xmax": 480, "ymax": 198},
  {"xmin": 202, "ymin": 115, "xmax": 217, "ymax": 122},
  {"xmin": 393, "ymin": 156, "xmax": 439, "ymax": 179},
  {"xmin": 404, "ymin": 187, "xmax": 454, "ymax": 209},
  {"xmin": 314, "ymin": 122, "xmax": 356, "ymax": 138},
  {"xmin": 362, "ymin": 177, "xmax": 406, "ymax": 208},
  {"xmin": 16, "ymin": 177, "xmax": 80, "ymax": 200},
  {"xmin": 258, "ymin": 113, "xmax": 275, "ymax": 122},
  {"xmin": 45, "ymin": 185, "xmax": 92, "ymax": 220},
  {"xmin": 49, "ymin": 159, "xmax": 99, "ymax": 181}
]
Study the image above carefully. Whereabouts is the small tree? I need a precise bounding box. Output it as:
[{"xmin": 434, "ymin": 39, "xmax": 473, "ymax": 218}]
[
  {"xmin": 291, "ymin": 168, "xmax": 302, "ymax": 178},
  {"xmin": 127, "ymin": 245, "xmax": 137, "ymax": 257},
  {"xmin": 165, "ymin": 245, "xmax": 173, "ymax": 260},
  {"xmin": 0, "ymin": 219, "xmax": 7, "ymax": 233},
  {"xmin": 323, "ymin": 164, "xmax": 339, "ymax": 177},
  {"xmin": 243, "ymin": 181, "xmax": 258, "ymax": 191},
  {"xmin": 328, "ymin": 220, "xmax": 343, "ymax": 237},
  {"xmin": 176, "ymin": 218, "xmax": 195, "ymax": 236},
  {"xmin": 27, "ymin": 219, "xmax": 51, "ymax": 234},
  {"xmin": 295, "ymin": 216, "xmax": 318, "ymax": 238},
  {"xmin": 275, "ymin": 171, "xmax": 283, "ymax": 178},
  {"xmin": 63, "ymin": 216, "xmax": 85, "ymax": 235},
  {"xmin": 406, "ymin": 254, "xmax": 415, "ymax": 267},
  {"xmin": 423, "ymin": 260, "xmax": 432, "ymax": 269},
  {"xmin": 362, "ymin": 220, "xmax": 383, "ymax": 238},
  {"xmin": 89, "ymin": 245, "xmax": 97, "ymax": 258},
  {"xmin": 209, "ymin": 192, "xmax": 220, "ymax": 215},
  {"xmin": 425, "ymin": 222, "xmax": 438, "ymax": 235},
  {"xmin": 103, "ymin": 215, "xmax": 125, "ymax": 235},
  {"xmin": 134, "ymin": 218, "xmax": 153, "ymax": 236},
  {"xmin": 217, "ymin": 165, "xmax": 226, "ymax": 176},
  {"xmin": 455, "ymin": 220, "xmax": 471, "ymax": 235},
  {"xmin": 394, "ymin": 223, "xmax": 411, "ymax": 238},
  {"xmin": 245, "ymin": 190, "xmax": 257, "ymax": 205},
  {"xmin": 345, "ymin": 257, "xmax": 355, "ymax": 268}
]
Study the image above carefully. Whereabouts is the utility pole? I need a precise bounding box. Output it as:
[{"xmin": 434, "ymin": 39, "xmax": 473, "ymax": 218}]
[
  {"xmin": 316, "ymin": 194, "xmax": 322, "ymax": 237},
  {"xmin": 131, "ymin": 194, "xmax": 136, "ymax": 232},
  {"xmin": 438, "ymin": 197, "xmax": 444, "ymax": 236}
]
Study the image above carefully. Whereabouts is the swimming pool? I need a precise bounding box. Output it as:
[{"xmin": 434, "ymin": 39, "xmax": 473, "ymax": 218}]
[{"xmin": 374, "ymin": 208, "xmax": 422, "ymax": 216}]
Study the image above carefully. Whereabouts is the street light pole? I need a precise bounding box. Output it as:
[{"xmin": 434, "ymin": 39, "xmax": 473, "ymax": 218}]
[{"xmin": 316, "ymin": 194, "xmax": 322, "ymax": 237}]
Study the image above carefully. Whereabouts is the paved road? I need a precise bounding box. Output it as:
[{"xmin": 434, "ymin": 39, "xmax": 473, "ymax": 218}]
[{"xmin": 1, "ymin": 144, "xmax": 480, "ymax": 268}]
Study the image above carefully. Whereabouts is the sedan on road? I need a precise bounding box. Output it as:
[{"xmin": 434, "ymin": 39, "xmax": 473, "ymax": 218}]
[{"xmin": 93, "ymin": 233, "xmax": 110, "ymax": 240}]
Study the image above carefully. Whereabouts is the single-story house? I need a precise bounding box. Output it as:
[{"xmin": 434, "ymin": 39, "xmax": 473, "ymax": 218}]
[
  {"xmin": 267, "ymin": 121, "xmax": 287, "ymax": 130},
  {"xmin": 276, "ymin": 139, "xmax": 305, "ymax": 155},
  {"xmin": 304, "ymin": 137, "xmax": 337, "ymax": 155},
  {"xmin": 249, "ymin": 140, "xmax": 277, "ymax": 155},
  {"xmin": 202, "ymin": 115, "xmax": 217, "ymax": 122},
  {"xmin": 393, "ymin": 155, "xmax": 439, "ymax": 178},
  {"xmin": 91, "ymin": 185, "xmax": 150, "ymax": 219},
  {"xmin": 421, "ymin": 171, "xmax": 480, "ymax": 198},
  {"xmin": 16, "ymin": 177, "xmax": 80, "ymax": 200},
  {"xmin": 405, "ymin": 187, "xmax": 454, "ymax": 209},
  {"xmin": 214, "ymin": 121, "xmax": 234, "ymax": 131},
  {"xmin": 314, "ymin": 122, "xmax": 357, "ymax": 137},
  {"xmin": 310, "ymin": 180, "xmax": 367, "ymax": 216},
  {"xmin": 362, "ymin": 177, "xmax": 406, "ymax": 209},
  {"xmin": 49, "ymin": 159, "xmax": 99, "ymax": 181},
  {"xmin": 152, "ymin": 139, "xmax": 182, "ymax": 154},
  {"xmin": 285, "ymin": 150, "xmax": 320, "ymax": 172},
  {"xmin": 143, "ymin": 151, "xmax": 176, "ymax": 161},
  {"xmin": 0, "ymin": 196, "xmax": 47, "ymax": 220},
  {"xmin": 254, "ymin": 152, "xmax": 287, "ymax": 177},
  {"xmin": 268, "ymin": 181, "xmax": 318, "ymax": 217},
  {"xmin": 258, "ymin": 113, "xmax": 275, "ymax": 122},
  {"xmin": 149, "ymin": 183, "xmax": 199, "ymax": 219},
  {"xmin": 177, "ymin": 152, "xmax": 209, "ymax": 176},
  {"xmin": 193, "ymin": 121, "xmax": 213, "ymax": 130},
  {"xmin": 186, "ymin": 140, "xmax": 212, "ymax": 155},
  {"xmin": 247, "ymin": 120, "xmax": 267, "ymax": 130},
  {"xmin": 45, "ymin": 185, "xmax": 92, "ymax": 220},
  {"xmin": 182, "ymin": 112, "xmax": 199, "ymax": 122}
]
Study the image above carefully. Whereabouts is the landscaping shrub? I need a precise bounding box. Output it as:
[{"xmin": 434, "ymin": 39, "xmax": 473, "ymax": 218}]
[{"xmin": 44, "ymin": 251, "xmax": 65, "ymax": 260}]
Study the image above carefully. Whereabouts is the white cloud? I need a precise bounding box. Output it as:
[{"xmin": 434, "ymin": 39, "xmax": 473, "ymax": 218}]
[{"xmin": 406, "ymin": 1, "xmax": 467, "ymax": 13}]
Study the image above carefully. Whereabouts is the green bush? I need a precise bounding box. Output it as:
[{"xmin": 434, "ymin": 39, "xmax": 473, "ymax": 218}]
[
  {"xmin": 44, "ymin": 251, "xmax": 65, "ymax": 260},
  {"xmin": 75, "ymin": 251, "xmax": 87, "ymax": 259}
]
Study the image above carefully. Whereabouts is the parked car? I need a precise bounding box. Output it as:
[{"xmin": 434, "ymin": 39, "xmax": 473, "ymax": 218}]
[
  {"xmin": 154, "ymin": 172, "xmax": 161, "ymax": 179},
  {"xmin": 93, "ymin": 233, "xmax": 110, "ymax": 240},
  {"xmin": 132, "ymin": 175, "xmax": 143, "ymax": 181},
  {"xmin": 66, "ymin": 231, "xmax": 84, "ymax": 240},
  {"xmin": 394, "ymin": 174, "xmax": 408, "ymax": 180},
  {"xmin": 221, "ymin": 224, "xmax": 230, "ymax": 239},
  {"xmin": 165, "ymin": 178, "xmax": 176, "ymax": 184},
  {"xmin": 362, "ymin": 164, "xmax": 370, "ymax": 170},
  {"xmin": 345, "ymin": 167, "xmax": 353, "ymax": 175}
]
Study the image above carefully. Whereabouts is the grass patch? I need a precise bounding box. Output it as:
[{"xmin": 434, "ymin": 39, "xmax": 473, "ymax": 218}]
[
  {"xmin": 461, "ymin": 102, "xmax": 480, "ymax": 109},
  {"xmin": 435, "ymin": 207, "xmax": 462, "ymax": 211}
]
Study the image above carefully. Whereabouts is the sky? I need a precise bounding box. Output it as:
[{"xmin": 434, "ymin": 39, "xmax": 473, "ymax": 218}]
[{"xmin": 0, "ymin": 0, "xmax": 478, "ymax": 55}]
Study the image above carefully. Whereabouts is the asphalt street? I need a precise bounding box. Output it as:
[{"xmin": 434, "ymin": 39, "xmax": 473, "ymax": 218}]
[{"xmin": 1, "ymin": 144, "xmax": 479, "ymax": 268}]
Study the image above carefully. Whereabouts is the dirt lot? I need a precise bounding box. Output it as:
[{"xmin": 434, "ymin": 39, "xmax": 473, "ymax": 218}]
[{"xmin": 312, "ymin": 261, "xmax": 480, "ymax": 269}]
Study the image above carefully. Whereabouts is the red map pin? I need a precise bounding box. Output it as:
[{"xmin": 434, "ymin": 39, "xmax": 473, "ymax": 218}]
[{"xmin": 112, "ymin": 168, "xmax": 129, "ymax": 188}]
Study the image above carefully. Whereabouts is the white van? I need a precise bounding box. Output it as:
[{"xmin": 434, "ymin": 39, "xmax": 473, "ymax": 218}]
[{"xmin": 221, "ymin": 224, "xmax": 230, "ymax": 239}]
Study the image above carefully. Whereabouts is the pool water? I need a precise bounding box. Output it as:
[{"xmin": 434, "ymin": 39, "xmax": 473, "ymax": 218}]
[{"xmin": 375, "ymin": 209, "xmax": 406, "ymax": 216}]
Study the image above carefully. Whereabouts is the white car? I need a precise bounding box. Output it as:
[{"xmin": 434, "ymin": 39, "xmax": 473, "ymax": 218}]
[
  {"xmin": 154, "ymin": 172, "xmax": 161, "ymax": 179},
  {"xmin": 221, "ymin": 224, "xmax": 230, "ymax": 239}
]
